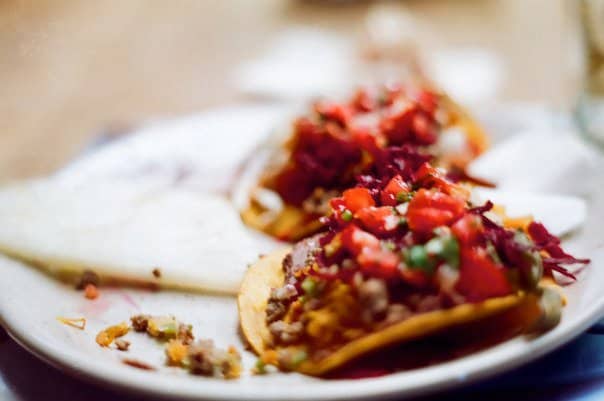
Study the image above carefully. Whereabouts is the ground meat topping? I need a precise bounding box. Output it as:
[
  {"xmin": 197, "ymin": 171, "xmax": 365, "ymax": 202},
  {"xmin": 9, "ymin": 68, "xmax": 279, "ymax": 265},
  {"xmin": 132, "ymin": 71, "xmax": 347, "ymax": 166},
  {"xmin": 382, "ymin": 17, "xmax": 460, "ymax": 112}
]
[
  {"xmin": 381, "ymin": 304, "xmax": 413, "ymax": 327},
  {"xmin": 266, "ymin": 301, "xmax": 287, "ymax": 325},
  {"xmin": 356, "ymin": 278, "xmax": 389, "ymax": 324},
  {"xmin": 268, "ymin": 321, "xmax": 304, "ymax": 345},
  {"xmin": 284, "ymin": 235, "xmax": 321, "ymax": 283},
  {"xmin": 271, "ymin": 284, "xmax": 298, "ymax": 301},
  {"xmin": 266, "ymin": 283, "xmax": 298, "ymax": 323},
  {"xmin": 416, "ymin": 294, "xmax": 444, "ymax": 313}
]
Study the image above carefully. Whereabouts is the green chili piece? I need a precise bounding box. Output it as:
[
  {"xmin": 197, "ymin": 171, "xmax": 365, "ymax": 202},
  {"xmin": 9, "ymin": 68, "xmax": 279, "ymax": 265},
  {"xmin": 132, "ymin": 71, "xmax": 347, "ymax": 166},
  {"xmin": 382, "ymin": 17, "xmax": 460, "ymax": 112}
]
[
  {"xmin": 291, "ymin": 350, "xmax": 308, "ymax": 367},
  {"xmin": 440, "ymin": 236, "xmax": 460, "ymax": 268},
  {"xmin": 301, "ymin": 278, "xmax": 318, "ymax": 297},
  {"xmin": 407, "ymin": 245, "xmax": 431, "ymax": 272},
  {"xmin": 255, "ymin": 358, "xmax": 267, "ymax": 374},
  {"xmin": 341, "ymin": 209, "xmax": 353, "ymax": 222}
]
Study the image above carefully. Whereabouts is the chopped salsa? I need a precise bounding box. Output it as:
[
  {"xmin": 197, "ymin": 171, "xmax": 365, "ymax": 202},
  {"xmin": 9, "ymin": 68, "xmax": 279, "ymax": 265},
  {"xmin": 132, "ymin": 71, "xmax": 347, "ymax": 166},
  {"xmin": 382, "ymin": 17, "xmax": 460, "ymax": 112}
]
[
  {"xmin": 262, "ymin": 153, "xmax": 589, "ymax": 370},
  {"xmin": 245, "ymin": 83, "xmax": 488, "ymax": 241}
]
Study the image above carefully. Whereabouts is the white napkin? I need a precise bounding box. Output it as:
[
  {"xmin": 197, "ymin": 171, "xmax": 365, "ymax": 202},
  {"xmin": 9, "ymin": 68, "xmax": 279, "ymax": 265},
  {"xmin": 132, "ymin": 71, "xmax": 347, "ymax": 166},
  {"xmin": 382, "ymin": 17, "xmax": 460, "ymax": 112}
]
[
  {"xmin": 468, "ymin": 130, "xmax": 604, "ymax": 197},
  {"xmin": 471, "ymin": 188, "xmax": 587, "ymax": 237},
  {"xmin": 232, "ymin": 28, "xmax": 357, "ymax": 100}
]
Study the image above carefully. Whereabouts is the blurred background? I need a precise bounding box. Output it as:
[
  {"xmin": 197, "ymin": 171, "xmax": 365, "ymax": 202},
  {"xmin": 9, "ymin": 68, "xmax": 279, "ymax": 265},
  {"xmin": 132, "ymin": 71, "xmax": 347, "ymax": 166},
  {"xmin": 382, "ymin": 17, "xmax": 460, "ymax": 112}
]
[{"xmin": 0, "ymin": 0, "xmax": 587, "ymax": 182}]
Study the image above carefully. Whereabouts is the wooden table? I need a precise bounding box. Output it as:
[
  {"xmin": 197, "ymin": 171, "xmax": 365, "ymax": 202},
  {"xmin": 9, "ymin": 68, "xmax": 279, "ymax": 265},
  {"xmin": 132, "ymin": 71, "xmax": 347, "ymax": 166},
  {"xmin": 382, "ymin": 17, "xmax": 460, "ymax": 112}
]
[{"xmin": 0, "ymin": 0, "xmax": 579, "ymax": 181}]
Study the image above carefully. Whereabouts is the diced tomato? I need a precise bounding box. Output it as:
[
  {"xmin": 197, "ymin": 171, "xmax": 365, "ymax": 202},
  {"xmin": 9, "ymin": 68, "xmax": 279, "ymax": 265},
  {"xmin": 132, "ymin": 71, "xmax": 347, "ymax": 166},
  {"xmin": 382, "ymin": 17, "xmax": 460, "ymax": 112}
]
[
  {"xmin": 411, "ymin": 113, "xmax": 438, "ymax": 145},
  {"xmin": 414, "ymin": 162, "xmax": 435, "ymax": 180},
  {"xmin": 327, "ymin": 197, "xmax": 352, "ymax": 225},
  {"xmin": 414, "ymin": 162, "xmax": 453, "ymax": 194},
  {"xmin": 452, "ymin": 214, "xmax": 484, "ymax": 246},
  {"xmin": 351, "ymin": 88, "xmax": 376, "ymax": 112},
  {"xmin": 407, "ymin": 208, "xmax": 455, "ymax": 235},
  {"xmin": 407, "ymin": 189, "xmax": 465, "ymax": 235},
  {"xmin": 358, "ymin": 248, "xmax": 400, "ymax": 279},
  {"xmin": 350, "ymin": 126, "xmax": 384, "ymax": 156},
  {"xmin": 456, "ymin": 248, "xmax": 512, "ymax": 302},
  {"xmin": 400, "ymin": 267, "xmax": 431, "ymax": 288},
  {"xmin": 356, "ymin": 206, "xmax": 400, "ymax": 235},
  {"xmin": 379, "ymin": 100, "xmax": 416, "ymax": 145},
  {"xmin": 340, "ymin": 224, "xmax": 380, "ymax": 256},
  {"xmin": 381, "ymin": 175, "xmax": 411, "ymax": 206},
  {"xmin": 329, "ymin": 197, "xmax": 346, "ymax": 211},
  {"xmin": 382, "ymin": 82, "xmax": 404, "ymax": 106},
  {"xmin": 341, "ymin": 225, "xmax": 401, "ymax": 278},
  {"xmin": 409, "ymin": 188, "xmax": 465, "ymax": 215},
  {"xmin": 342, "ymin": 188, "xmax": 375, "ymax": 213},
  {"xmin": 314, "ymin": 101, "xmax": 352, "ymax": 127},
  {"xmin": 413, "ymin": 89, "xmax": 438, "ymax": 114},
  {"xmin": 274, "ymin": 165, "xmax": 315, "ymax": 206}
]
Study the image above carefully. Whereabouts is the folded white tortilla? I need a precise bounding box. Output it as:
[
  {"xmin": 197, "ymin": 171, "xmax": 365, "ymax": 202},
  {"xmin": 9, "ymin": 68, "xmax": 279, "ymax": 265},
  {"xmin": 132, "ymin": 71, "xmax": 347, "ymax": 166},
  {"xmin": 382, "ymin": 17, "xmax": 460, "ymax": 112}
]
[{"xmin": 0, "ymin": 179, "xmax": 262, "ymax": 295}]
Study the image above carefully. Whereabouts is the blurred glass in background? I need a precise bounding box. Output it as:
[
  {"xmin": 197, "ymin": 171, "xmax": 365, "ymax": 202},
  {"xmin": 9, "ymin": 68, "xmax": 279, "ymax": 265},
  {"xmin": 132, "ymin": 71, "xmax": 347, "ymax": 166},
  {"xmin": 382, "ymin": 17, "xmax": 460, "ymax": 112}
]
[{"xmin": 577, "ymin": 0, "xmax": 604, "ymax": 146}]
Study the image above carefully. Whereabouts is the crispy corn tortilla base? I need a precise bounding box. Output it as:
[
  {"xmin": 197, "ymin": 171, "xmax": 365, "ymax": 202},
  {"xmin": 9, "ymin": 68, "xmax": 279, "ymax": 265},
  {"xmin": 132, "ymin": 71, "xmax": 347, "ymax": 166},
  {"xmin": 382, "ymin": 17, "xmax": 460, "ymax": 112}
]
[
  {"xmin": 238, "ymin": 248, "xmax": 290, "ymax": 354},
  {"xmin": 238, "ymin": 248, "xmax": 529, "ymax": 376},
  {"xmin": 241, "ymin": 205, "xmax": 322, "ymax": 242}
]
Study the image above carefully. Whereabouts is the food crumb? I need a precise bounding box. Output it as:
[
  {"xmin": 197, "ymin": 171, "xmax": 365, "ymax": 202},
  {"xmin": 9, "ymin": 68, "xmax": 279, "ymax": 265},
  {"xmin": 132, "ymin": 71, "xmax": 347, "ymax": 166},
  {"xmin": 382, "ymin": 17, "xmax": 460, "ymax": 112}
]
[
  {"xmin": 99, "ymin": 314, "xmax": 241, "ymax": 380},
  {"xmin": 75, "ymin": 270, "xmax": 100, "ymax": 290},
  {"xmin": 57, "ymin": 317, "xmax": 86, "ymax": 330},
  {"xmin": 96, "ymin": 322, "xmax": 130, "ymax": 347},
  {"xmin": 130, "ymin": 314, "xmax": 150, "ymax": 332},
  {"xmin": 165, "ymin": 339, "xmax": 188, "ymax": 366},
  {"xmin": 187, "ymin": 340, "xmax": 242, "ymax": 379},
  {"xmin": 152, "ymin": 268, "xmax": 162, "ymax": 278},
  {"xmin": 252, "ymin": 358, "xmax": 267, "ymax": 375},
  {"xmin": 84, "ymin": 283, "xmax": 99, "ymax": 300},
  {"xmin": 122, "ymin": 358, "xmax": 155, "ymax": 371},
  {"xmin": 115, "ymin": 339, "xmax": 130, "ymax": 351},
  {"xmin": 130, "ymin": 314, "xmax": 193, "ymax": 344}
]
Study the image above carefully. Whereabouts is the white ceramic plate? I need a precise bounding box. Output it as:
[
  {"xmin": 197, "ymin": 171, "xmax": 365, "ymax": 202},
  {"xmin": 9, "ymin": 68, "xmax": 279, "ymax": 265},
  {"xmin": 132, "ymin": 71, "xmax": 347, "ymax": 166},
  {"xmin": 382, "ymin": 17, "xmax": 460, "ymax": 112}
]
[{"xmin": 1, "ymin": 105, "xmax": 604, "ymax": 401}]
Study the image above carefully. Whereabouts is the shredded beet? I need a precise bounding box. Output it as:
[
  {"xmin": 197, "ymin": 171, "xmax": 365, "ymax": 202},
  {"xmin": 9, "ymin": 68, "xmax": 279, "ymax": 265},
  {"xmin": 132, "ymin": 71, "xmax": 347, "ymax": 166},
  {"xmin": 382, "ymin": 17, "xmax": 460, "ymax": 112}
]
[
  {"xmin": 465, "ymin": 207, "xmax": 589, "ymax": 281},
  {"xmin": 482, "ymin": 217, "xmax": 531, "ymax": 270},
  {"xmin": 469, "ymin": 201, "xmax": 494, "ymax": 215},
  {"xmin": 527, "ymin": 222, "xmax": 590, "ymax": 280},
  {"xmin": 268, "ymin": 85, "xmax": 441, "ymax": 207}
]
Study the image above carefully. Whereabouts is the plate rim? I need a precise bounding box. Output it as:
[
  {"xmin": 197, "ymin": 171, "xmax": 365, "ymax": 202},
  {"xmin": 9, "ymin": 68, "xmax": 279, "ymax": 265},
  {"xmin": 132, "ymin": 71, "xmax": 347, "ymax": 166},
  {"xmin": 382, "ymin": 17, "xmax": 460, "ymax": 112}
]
[
  {"xmin": 2, "ymin": 268, "xmax": 604, "ymax": 401},
  {"xmin": 1, "ymin": 104, "xmax": 604, "ymax": 400}
]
